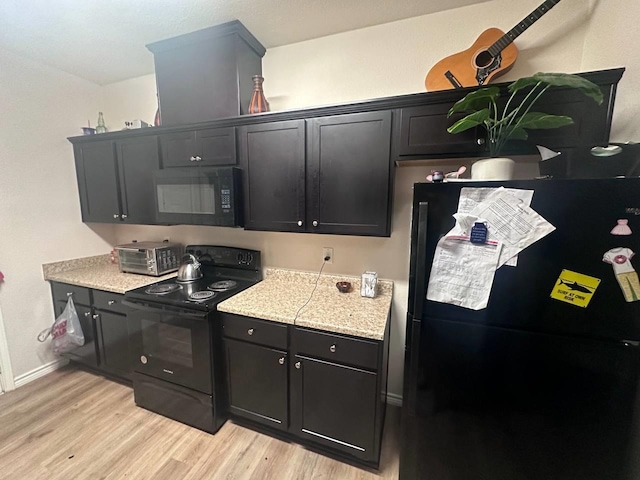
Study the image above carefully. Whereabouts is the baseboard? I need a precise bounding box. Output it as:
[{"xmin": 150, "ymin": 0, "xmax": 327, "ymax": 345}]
[
  {"xmin": 385, "ymin": 392, "xmax": 403, "ymax": 407},
  {"xmin": 14, "ymin": 358, "xmax": 69, "ymax": 388}
]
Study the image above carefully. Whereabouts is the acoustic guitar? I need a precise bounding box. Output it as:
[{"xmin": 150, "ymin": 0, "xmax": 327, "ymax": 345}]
[{"xmin": 425, "ymin": 0, "xmax": 562, "ymax": 92}]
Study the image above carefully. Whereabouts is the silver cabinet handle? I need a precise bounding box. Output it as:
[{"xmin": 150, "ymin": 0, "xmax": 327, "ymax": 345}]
[
  {"xmin": 195, "ymin": 156, "xmax": 202, "ymax": 162},
  {"xmin": 279, "ymin": 357, "xmax": 285, "ymax": 365},
  {"xmin": 297, "ymin": 220, "xmax": 303, "ymax": 227},
  {"xmin": 476, "ymin": 138, "xmax": 485, "ymax": 145},
  {"xmin": 121, "ymin": 214, "xmax": 128, "ymax": 219},
  {"xmin": 295, "ymin": 361, "xmax": 301, "ymax": 369},
  {"xmin": 113, "ymin": 213, "xmax": 120, "ymax": 219},
  {"xmin": 84, "ymin": 311, "xmax": 91, "ymax": 317},
  {"xmin": 66, "ymin": 292, "xmax": 73, "ymax": 297},
  {"xmin": 189, "ymin": 156, "xmax": 196, "ymax": 162},
  {"xmin": 247, "ymin": 328, "xmax": 254, "ymax": 336},
  {"xmin": 329, "ymin": 344, "xmax": 336, "ymax": 353},
  {"xmin": 92, "ymin": 314, "xmax": 99, "ymax": 320},
  {"xmin": 107, "ymin": 300, "xmax": 116, "ymax": 306},
  {"xmin": 312, "ymin": 220, "xmax": 318, "ymax": 227}
]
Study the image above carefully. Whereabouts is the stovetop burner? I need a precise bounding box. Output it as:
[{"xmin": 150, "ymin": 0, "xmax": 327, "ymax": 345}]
[
  {"xmin": 146, "ymin": 283, "xmax": 182, "ymax": 295},
  {"xmin": 189, "ymin": 291, "xmax": 217, "ymax": 302},
  {"xmin": 208, "ymin": 280, "xmax": 238, "ymax": 291}
]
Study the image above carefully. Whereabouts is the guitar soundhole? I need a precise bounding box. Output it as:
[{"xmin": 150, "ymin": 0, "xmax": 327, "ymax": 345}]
[{"xmin": 475, "ymin": 51, "xmax": 494, "ymax": 68}]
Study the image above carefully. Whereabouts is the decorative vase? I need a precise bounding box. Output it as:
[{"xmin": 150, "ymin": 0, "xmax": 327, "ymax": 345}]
[
  {"xmin": 471, "ymin": 157, "xmax": 515, "ymax": 180},
  {"xmin": 154, "ymin": 94, "xmax": 161, "ymax": 126},
  {"xmin": 248, "ymin": 75, "xmax": 270, "ymax": 114}
]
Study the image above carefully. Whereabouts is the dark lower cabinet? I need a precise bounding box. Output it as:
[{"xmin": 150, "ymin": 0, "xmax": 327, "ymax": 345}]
[
  {"xmin": 221, "ymin": 312, "xmax": 390, "ymax": 468},
  {"xmin": 50, "ymin": 282, "xmax": 132, "ymax": 382},
  {"xmin": 291, "ymin": 355, "xmax": 378, "ymax": 462},
  {"xmin": 96, "ymin": 310, "xmax": 132, "ymax": 381},
  {"xmin": 225, "ymin": 338, "xmax": 288, "ymax": 430}
]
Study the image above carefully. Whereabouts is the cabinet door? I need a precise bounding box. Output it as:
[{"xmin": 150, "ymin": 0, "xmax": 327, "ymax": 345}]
[
  {"xmin": 55, "ymin": 302, "xmax": 99, "ymax": 368},
  {"xmin": 116, "ymin": 136, "xmax": 160, "ymax": 224},
  {"xmin": 160, "ymin": 131, "xmax": 199, "ymax": 168},
  {"xmin": 291, "ymin": 355, "xmax": 378, "ymax": 462},
  {"xmin": 398, "ymin": 104, "xmax": 487, "ymax": 158},
  {"xmin": 307, "ymin": 111, "xmax": 392, "ymax": 236},
  {"xmin": 239, "ymin": 120, "xmax": 306, "ymax": 232},
  {"xmin": 225, "ymin": 338, "xmax": 288, "ymax": 430},
  {"xmin": 197, "ymin": 127, "xmax": 237, "ymax": 166},
  {"xmin": 73, "ymin": 141, "xmax": 121, "ymax": 222},
  {"xmin": 96, "ymin": 310, "xmax": 132, "ymax": 380}
]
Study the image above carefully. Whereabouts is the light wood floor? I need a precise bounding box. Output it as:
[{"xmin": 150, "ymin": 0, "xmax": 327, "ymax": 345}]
[{"xmin": 0, "ymin": 366, "xmax": 400, "ymax": 479}]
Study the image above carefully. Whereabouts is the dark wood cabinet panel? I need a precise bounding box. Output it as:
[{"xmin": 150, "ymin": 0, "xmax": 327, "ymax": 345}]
[
  {"xmin": 239, "ymin": 120, "xmax": 306, "ymax": 232},
  {"xmin": 198, "ymin": 127, "xmax": 237, "ymax": 166},
  {"xmin": 225, "ymin": 338, "xmax": 288, "ymax": 430},
  {"xmin": 73, "ymin": 141, "xmax": 121, "ymax": 223},
  {"xmin": 307, "ymin": 111, "xmax": 393, "ymax": 236},
  {"xmin": 116, "ymin": 136, "xmax": 160, "ymax": 224},
  {"xmin": 97, "ymin": 310, "xmax": 132, "ymax": 380},
  {"xmin": 160, "ymin": 131, "xmax": 198, "ymax": 167},
  {"xmin": 398, "ymin": 104, "xmax": 486, "ymax": 157},
  {"xmin": 294, "ymin": 328, "xmax": 379, "ymax": 370},
  {"xmin": 52, "ymin": 282, "xmax": 92, "ymax": 306},
  {"xmin": 291, "ymin": 355, "xmax": 378, "ymax": 462},
  {"xmin": 222, "ymin": 313, "xmax": 288, "ymax": 349}
]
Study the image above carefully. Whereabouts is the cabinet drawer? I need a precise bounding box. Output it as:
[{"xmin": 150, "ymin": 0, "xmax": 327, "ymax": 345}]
[
  {"xmin": 51, "ymin": 282, "xmax": 91, "ymax": 306},
  {"xmin": 221, "ymin": 313, "xmax": 287, "ymax": 350},
  {"xmin": 93, "ymin": 290, "xmax": 127, "ymax": 315},
  {"xmin": 293, "ymin": 328, "xmax": 379, "ymax": 371}
]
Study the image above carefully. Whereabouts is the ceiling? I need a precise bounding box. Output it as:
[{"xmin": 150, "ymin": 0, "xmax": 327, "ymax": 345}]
[{"xmin": 0, "ymin": 0, "xmax": 490, "ymax": 85}]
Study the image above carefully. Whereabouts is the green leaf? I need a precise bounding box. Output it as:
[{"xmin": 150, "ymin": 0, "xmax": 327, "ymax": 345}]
[
  {"xmin": 504, "ymin": 127, "xmax": 528, "ymax": 141},
  {"xmin": 447, "ymin": 109, "xmax": 490, "ymax": 134},
  {"xmin": 509, "ymin": 72, "xmax": 603, "ymax": 104},
  {"xmin": 516, "ymin": 112, "xmax": 575, "ymax": 130},
  {"xmin": 448, "ymin": 87, "xmax": 500, "ymax": 117}
]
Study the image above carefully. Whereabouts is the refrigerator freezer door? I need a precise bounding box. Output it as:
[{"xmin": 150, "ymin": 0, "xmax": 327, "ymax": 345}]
[{"xmin": 400, "ymin": 317, "xmax": 640, "ymax": 480}]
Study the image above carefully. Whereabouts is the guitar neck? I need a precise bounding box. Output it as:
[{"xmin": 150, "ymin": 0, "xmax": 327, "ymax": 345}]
[{"xmin": 488, "ymin": 0, "xmax": 562, "ymax": 57}]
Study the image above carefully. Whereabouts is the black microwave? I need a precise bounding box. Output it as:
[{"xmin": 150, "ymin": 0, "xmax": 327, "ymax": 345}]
[{"xmin": 154, "ymin": 167, "xmax": 243, "ymax": 226}]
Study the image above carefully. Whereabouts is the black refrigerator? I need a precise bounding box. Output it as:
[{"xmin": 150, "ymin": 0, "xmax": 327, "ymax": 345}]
[{"xmin": 401, "ymin": 178, "xmax": 640, "ymax": 480}]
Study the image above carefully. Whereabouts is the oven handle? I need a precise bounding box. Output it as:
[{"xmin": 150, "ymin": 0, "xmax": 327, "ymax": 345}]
[{"xmin": 121, "ymin": 299, "xmax": 209, "ymax": 320}]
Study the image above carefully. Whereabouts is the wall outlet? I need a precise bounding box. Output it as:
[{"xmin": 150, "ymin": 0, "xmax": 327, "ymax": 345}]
[{"xmin": 323, "ymin": 247, "xmax": 334, "ymax": 264}]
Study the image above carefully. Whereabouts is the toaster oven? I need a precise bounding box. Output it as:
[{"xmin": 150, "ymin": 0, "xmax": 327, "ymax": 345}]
[{"xmin": 115, "ymin": 242, "xmax": 183, "ymax": 276}]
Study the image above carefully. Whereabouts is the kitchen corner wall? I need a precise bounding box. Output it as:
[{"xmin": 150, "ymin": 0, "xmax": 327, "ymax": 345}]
[
  {"xmin": 104, "ymin": 0, "xmax": 639, "ymax": 399},
  {"xmin": 0, "ymin": 47, "xmax": 116, "ymax": 382}
]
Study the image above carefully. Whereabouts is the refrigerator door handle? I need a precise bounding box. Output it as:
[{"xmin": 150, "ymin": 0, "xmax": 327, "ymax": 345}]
[
  {"xmin": 622, "ymin": 340, "xmax": 640, "ymax": 347},
  {"xmin": 413, "ymin": 202, "xmax": 429, "ymax": 319}
]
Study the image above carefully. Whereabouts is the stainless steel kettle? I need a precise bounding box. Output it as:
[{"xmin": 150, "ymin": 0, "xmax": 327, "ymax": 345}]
[{"xmin": 176, "ymin": 254, "xmax": 202, "ymax": 283}]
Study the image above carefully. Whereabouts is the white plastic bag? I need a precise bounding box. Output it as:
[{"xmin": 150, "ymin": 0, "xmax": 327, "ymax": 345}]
[{"xmin": 38, "ymin": 296, "xmax": 85, "ymax": 354}]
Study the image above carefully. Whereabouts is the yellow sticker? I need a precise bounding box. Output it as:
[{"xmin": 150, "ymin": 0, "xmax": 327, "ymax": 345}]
[{"xmin": 550, "ymin": 269, "xmax": 601, "ymax": 308}]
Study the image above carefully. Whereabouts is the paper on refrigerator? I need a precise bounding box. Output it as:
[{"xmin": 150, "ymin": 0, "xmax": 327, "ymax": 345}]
[
  {"xmin": 457, "ymin": 187, "xmax": 534, "ymax": 266},
  {"xmin": 454, "ymin": 188, "xmax": 556, "ymax": 268},
  {"xmin": 426, "ymin": 235, "xmax": 503, "ymax": 310}
]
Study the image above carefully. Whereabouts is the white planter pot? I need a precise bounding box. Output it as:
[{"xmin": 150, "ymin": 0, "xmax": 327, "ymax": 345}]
[{"xmin": 471, "ymin": 157, "xmax": 515, "ymax": 180}]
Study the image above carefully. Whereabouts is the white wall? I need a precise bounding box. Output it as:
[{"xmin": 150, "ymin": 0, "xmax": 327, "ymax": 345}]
[
  {"xmin": 0, "ymin": 47, "xmax": 117, "ymax": 381},
  {"xmin": 100, "ymin": 0, "xmax": 640, "ymax": 400}
]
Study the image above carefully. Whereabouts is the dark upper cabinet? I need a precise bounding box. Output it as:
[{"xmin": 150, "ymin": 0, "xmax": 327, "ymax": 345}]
[
  {"xmin": 239, "ymin": 120, "xmax": 306, "ymax": 232},
  {"xmin": 115, "ymin": 136, "xmax": 160, "ymax": 224},
  {"xmin": 398, "ymin": 104, "xmax": 486, "ymax": 157},
  {"xmin": 74, "ymin": 140, "xmax": 121, "ymax": 223},
  {"xmin": 307, "ymin": 111, "xmax": 392, "ymax": 236},
  {"xmin": 290, "ymin": 355, "xmax": 378, "ymax": 463},
  {"xmin": 239, "ymin": 111, "xmax": 393, "ymax": 237},
  {"xmin": 225, "ymin": 338, "xmax": 289, "ymax": 430},
  {"xmin": 160, "ymin": 127, "xmax": 236, "ymax": 168},
  {"xmin": 73, "ymin": 136, "xmax": 159, "ymax": 224},
  {"xmin": 96, "ymin": 309, "xmax": 132, "ymax": 380}
]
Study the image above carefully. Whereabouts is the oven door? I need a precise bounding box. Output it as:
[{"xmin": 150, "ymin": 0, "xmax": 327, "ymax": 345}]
[{"xmin": 125, "ymin": 300, "xmax": 213, "ymax": 394}]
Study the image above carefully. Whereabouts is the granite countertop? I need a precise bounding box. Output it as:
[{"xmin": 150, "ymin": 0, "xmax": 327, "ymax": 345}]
[
  {"xmin": 42, "ymin": 254, "xmax": 176, "ymax": 294},
  {"xmin": 217, "ymin": 268, "xmax": 393, "ymax": 341}
]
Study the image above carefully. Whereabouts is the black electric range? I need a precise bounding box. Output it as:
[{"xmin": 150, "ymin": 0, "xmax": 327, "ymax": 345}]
[
  {"xmin": 125, "ymin": 245, "xmax": 261, "ymax": 312},
  {"xmin": 124, "ymin": 245, "xmax": 261, "ymax": 434}
]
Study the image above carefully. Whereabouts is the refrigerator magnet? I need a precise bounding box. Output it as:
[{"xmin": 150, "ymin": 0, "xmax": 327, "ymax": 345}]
[
  {"xmin": 603, "ymin": 247, "xmax": 640, "ymax": 302},
  {"xmin": 610, "ymin": 219, "xmax": 632, "ymax": 236},
  {"xmin": 550, "ymin": 269, "xmax": 601, "ymax": 308},
  {"xmin": 470, "ymin": 222, "xmax": 488, "ymax": 243}
]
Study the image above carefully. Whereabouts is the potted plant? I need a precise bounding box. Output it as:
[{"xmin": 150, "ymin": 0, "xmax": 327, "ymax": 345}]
[{"xmin": 447, "ymin": 72, "xmax": 604, "ymax": 179}]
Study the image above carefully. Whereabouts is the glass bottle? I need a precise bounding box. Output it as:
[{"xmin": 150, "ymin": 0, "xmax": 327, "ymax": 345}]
[
  {"xmin": 248, "ymin": 75, "xmax": 270, "ymax": 114},
  {"xmin": 96, "ymin": 112, "xmax": 107, "ymax": 134}
]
